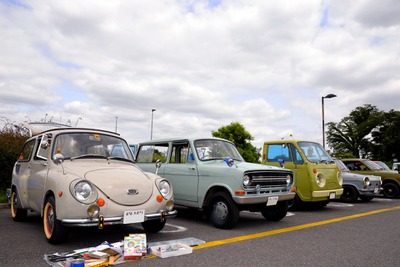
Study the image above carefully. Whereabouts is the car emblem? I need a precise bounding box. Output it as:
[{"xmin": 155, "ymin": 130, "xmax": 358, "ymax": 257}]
[{"xmin": 126, "ymin": 189, "xmax": 139, "ymax": 195}]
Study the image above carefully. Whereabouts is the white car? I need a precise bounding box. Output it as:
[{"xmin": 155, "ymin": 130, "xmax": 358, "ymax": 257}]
[{"xmin": 10, "ymin": 123, "xmax": 176, "ymax": 243}]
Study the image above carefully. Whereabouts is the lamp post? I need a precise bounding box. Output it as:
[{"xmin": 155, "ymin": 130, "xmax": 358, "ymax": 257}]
[
  {"xmin": 151, "ymin": 109, "xmax": 156, "ymax": 140},
  {"xmin": 322, "ymin": 93, "xmax": 337, "ymax": 149},
  {"xmin": 115, "ymin": 116, "xmax": 118, "ymax": 133}
]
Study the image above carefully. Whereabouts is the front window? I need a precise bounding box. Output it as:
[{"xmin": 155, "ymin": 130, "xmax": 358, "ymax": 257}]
[
  {"xmin": 363, "ymin": 160, "xmax": 382, "ymax": 170},
  {"xmin": 334, "ymin": 159, "xmax": 349, "ymax": 172},
  {"xmin": 194, "ymin": 139, "xmax": 243, "ymax": 161},
  {"xmin": 298, "ymin": 141, "xmax": 332, "ymax": 163},
  {"xmin": 53, "ymin": 132, "xmax": 133, "ymax": 161}
]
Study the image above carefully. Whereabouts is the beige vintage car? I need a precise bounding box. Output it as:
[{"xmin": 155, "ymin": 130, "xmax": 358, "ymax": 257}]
[{"xmin": 10, "ymin": 123, "xmax": 176, "ymax": 244}]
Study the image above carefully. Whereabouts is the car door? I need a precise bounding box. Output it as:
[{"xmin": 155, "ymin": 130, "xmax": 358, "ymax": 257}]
[
  {"xmin": 162, "ymin": 141, "xmax": 199, "ymax": 203},
  {"xmin": 27, "ymin": 134, "xmax": 51, "ymax": 212}
]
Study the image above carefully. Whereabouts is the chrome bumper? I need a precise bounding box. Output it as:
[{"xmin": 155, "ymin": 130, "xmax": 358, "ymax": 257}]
[
  {"xmin": 232, "ymin": 191, "xmax": 295, "ymax": 205},
  {"xmin": 61, "ymin": 210, "xmax": 178, "ymax": 227}
]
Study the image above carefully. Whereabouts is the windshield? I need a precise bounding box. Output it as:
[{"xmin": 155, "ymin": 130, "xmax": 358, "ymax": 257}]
[
  {"xmin": 298, "ymin": 141, "xmax": 333, "ymax": 163},
  {"xmin": 53, "ymin": 132, "xmax": 134, "ymax": 161},
  {"xmin": 194, "ymin": 139, "xmax": 243, "ymax": 161},
  {"xmin": 333, "ymin": 159, "xmax": 349, "ymax": 172},
  {"xmin": 364, "ymin": 159, "xmax": 383, "ymax": 170}
]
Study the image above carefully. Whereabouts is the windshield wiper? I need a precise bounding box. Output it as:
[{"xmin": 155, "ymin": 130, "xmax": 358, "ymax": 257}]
[
  {"xmin": 107, "ymin": 156, "xmax": 133, "ymax": 163},
  {"xmin": 70, "ymin": 154, "xmax": 107, "ymax": 160}
]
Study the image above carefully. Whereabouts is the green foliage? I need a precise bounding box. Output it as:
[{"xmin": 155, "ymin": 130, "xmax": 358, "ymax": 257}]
[
  {"xmin": 0, "ymin": 118, "xmax": 29, "ymax": 192},
  {"xmin": 0, "ymin": 191, "xmax": 7, "ymax": 203},
  {"xmin": 211, "ymin": 122, "xmax": 261, "ymax": 163},
  {"xmin": 326, "ymin": 105, "xmax": 400, "ymax": 161}
]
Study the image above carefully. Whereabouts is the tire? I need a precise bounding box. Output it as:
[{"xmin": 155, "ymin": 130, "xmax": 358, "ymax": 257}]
[
  {"xmin": 358, "ymin": 196, "xmax": 374, "ymax": 202},
  {"xmin": 10, "ymin": 190, "xmax": 27, "ymax": 221},
  {"xmin": 43, "ymin": 196, "xmax": 68, "ymax": 244},
  {"xmin": 141, "ymin": 219, "xmax": 166, "ymax": 233},
  {"xmin": 340, "ymin": 186, "xmax": 359, "ymax": 203},
  {"xmin": 261, "ymin": 201, "xmax": 288, "ymax": 222},
  {"xmin": 288, "ymin": 194, "xmax": 303, "ymax": 210},
  {"xmin": 382, "ymin": 183, "xmax": 400, "ymax": 199},
  {"xmin": 209, "ymin": 192, "xmax": 239, "ymax": 229}
]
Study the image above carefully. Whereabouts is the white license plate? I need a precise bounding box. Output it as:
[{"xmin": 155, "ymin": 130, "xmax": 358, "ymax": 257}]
[
  {"xmin": 123, "ymin": 210, "xmax": 145, "ymax": 224},
  {"xmin": 266, "ymin": 196, "xmax": 279, "ymax": 206},
  {"xmin": 374, "ymin": 188, "xmax": 379, "ymax": 194},
  {"xmin": 329, "ymin": 192, "xmax": 336, "ymax": 199}
]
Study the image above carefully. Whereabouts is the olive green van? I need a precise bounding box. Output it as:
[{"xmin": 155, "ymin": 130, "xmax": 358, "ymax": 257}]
[{"xmin": 262, "ymin": 140, "xmax": 343, "ymax": 209}]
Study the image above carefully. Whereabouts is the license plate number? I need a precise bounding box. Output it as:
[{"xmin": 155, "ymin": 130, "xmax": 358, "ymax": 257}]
[
  {"xmin": 266, "ymin": 196, "xmax": 279, "ymax": 206},
  {"xmin": 329, "ymin": 192, "xmax": 336, "ymax": 199},
  {"xmin": 123, "ymin": 210, "xmax": 145, "ymax": 224}
]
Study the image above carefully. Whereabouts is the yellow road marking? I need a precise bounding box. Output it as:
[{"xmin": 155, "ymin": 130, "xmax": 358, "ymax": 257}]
[
  {"xmin": 193, "ymin": 205, "xmax": 400, "ymax": 250},
  {"xmin": 144, "ymin": 205, "xmax": 400, "ymax": 259}
]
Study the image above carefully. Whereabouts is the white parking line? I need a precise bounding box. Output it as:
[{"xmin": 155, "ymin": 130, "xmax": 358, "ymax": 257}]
[
  {"xmin": 160, "ymin": 223, "xmax": 188, "ymax": 233},
  {"xmin": 328, "ymin": 203, "xmax": 354, "ymax": 207}
]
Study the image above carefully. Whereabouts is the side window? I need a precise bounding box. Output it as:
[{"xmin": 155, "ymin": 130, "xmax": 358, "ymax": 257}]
[
  {"xmin": 289, "ymin": 145, "xmax": 304, "ymax": 164},
  {"xmin": 36, "ymin": 134, "xmax": 52, "ymax": 160},
  {"xmin": 136, "ymin": 144, "xmax": 169, "ymax": 163},
  {"xmin": 18, "ymin": 139, "xmax": 36, "ymax": 162},
  {"xmin": 267, "ymin": 144, "xmax": 291, "ymax": 162},
  {"xmin": 170, "ymin": 142, "xmax": 191, "ymax": 164}
]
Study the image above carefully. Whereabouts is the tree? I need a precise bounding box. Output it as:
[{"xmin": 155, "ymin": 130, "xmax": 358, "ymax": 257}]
[
  {"xmin": 370, "ymin": 109, "xmax": 400, "ymax": 162},
  {"xmin": 0, "ymin": 118, "xmax": 29, "ymax": 193},
  {"xmin": 211, "ymin": 122, "xmax": 261, "ymax": 163},
  {"xmin": 326, "ymin": 104, "xmax": 383, "ymax": 158}
]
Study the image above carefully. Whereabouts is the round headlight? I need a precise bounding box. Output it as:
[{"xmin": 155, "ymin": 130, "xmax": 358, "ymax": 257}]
[
  {"xmin": 286, "ymin": 174, "xmax": 292, "ymax": 185},
  {"xmin": 337, "ymin": 172, "xmax": 343, "ymax": 186},
  {"xmin": 243, "ymin": 175, "xmax": 251, "ymax": 187},
  {"xmin": 159, "ymin": 180, "xmax": 171, "ymax": 197},
  {"xmin": 315, "ymin": 173, "xmax": 326, "ymax": 188},
  {"xmin": 363, "ymin": 177, "xmax": 370, "ymax": 186},
  {"xmin": 75, "ymin": 181, "xmax": 93, "ymax": 201}
]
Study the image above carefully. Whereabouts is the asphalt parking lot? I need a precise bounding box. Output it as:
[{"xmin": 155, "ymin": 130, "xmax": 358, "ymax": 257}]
[{"xmin": 1, "ymin": 198, "xmax": 399, "ymax": 267}]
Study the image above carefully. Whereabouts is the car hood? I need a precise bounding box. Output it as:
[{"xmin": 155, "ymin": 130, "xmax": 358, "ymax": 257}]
[
  {"xmin": 341, "ymin": 171, "xmax": 381, "ymax": 182},
  {"xmin": 64, "ymin": 160, "xmax": 154, "ymax": 205}
]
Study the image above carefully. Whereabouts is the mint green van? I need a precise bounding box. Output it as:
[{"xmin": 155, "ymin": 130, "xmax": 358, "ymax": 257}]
[{"xmin": 262, "ymin": 140, "xmax": 343, "ymax": 209}]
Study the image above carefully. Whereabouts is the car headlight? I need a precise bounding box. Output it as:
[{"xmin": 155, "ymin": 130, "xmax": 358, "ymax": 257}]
[
  {"xmin": 286, "ymin": 174, "xmax": 292, "ymax": 185},
  {"xmin": 243, "ymin": 175, "xmax": 251, "ymax": 187},
  {"xmin": 315, "ymin": 172, "xmax": 326, "ymax": 188},
  {"xmin": 363, "ymin": 177, "xmax": 370, "ymax": 187},
  {"xmin": 70, "ymin": 180, "xmax": 98, "ymax": 204},
  {"xmin": 158, "ymin": 180, "xmax": 171, "ymax": 198},
  {"xmin": 337, "ymin": 172, "xmax": 343, "ymax": 186}
]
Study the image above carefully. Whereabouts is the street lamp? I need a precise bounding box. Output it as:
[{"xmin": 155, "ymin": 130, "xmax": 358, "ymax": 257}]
[
  {"xmin": 151, "ymin": 109, "xmax": 156, "ymax": 140},
  {"xmin": 115, "ymin": 116, "xmax": 118, "ymax": 133},
  {"xmin": 322, "ymin": 93, "xmax": 337, "ymax": 149}
]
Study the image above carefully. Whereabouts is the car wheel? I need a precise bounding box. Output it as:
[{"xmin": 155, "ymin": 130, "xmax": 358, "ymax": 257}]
[
  {"xmin": 288, "ymin": 194, "xmax": 303, "ymax": 210},
  {"xmin": 10, "ymin": 190, "xmax": 27, "ymax": 221},
  {"xmin": 209, "ymin": 192, "xmax": 239, "ymax": 229},
  {"xmin": 141, "ymin": 219, "xmax": 166, "ymax": 233},
  {"xmin": 340, "ymin": 186, "xmax": 359, "ymax": 203},
  {"xmin": 358, "ymin": 196, "xmax": 374, "ymax": 202},
  {"xmin": 43, "ymin": 196, "xmax": 68, "ymax": 244},
  {"xmin": 261, "ymin": 201, "xmax": 288, "ymax": 221},
  {"xmin": 382, "ymin": 183, "xmax": 400, "ymax": 199}
]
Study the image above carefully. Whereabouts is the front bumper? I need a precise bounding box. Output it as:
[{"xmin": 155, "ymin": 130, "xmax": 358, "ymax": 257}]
[
  {"xmin": 312, "ymin": 188, "xmax": 344, "ymax": 198},
  {"xmin": 233, "ymin": 191, "xmax": 295, "ymax": 205},
  {"xmin": 61, "ymin": 210, "xmax": 177, "ymax": 227},
  {"xmin": 359, "ymin": 187, "xmax": 382, "ymax": 196}
]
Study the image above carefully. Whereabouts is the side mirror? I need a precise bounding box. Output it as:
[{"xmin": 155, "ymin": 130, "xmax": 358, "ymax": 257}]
[
  {"xmin": 53, "ymin": 153, "xmax": 64, "ymax": 165},
  {"xmin": 278, "ymin": 158, "xmax": 285, "ymax": 168},
  {"xmin": 155, "ymin": 159, "xmax": 161, "ymax": 175},
  {"xmin": 41, "ymin": 134, "xmax": 51, "ymax": 149}
]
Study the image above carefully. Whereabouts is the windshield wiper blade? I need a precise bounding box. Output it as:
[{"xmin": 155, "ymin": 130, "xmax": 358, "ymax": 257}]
[
  {"xmin": 70, "ymin": 154, "xmax": 107, "ymax": 160},
  {"xmin": 107, "ymin": 156, "xmax": 133, "ymax": 163}
]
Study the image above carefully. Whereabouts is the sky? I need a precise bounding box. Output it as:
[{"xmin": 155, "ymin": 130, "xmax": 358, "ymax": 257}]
[{"xmin": 1, "ymin": 0, "xmax": 399, "ymax": 150}]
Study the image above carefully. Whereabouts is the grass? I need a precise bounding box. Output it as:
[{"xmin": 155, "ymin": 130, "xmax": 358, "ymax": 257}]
[{"xmin": 0, "ymin": 191, "xmax": 8, "ymax": 203}]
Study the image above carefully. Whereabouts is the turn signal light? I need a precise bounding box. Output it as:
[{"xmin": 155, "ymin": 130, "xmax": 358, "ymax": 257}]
[
  {"xmin": 97, "ymin": 198, "xmax": 105, "ymax": 207},
  {"xmin": 156, "ymin": 195, "xmax": 163, "ymax": 203},
  {"xmin": 58, "ymin": 191, "xmax": 63, "ymax": 197},
  {"xmin": 235, "ymin": 190, "xmax": 246, "ymax": 196}
]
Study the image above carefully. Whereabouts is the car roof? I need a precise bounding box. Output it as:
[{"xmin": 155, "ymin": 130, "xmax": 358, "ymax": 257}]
[{"xmin": 138, "ymin": 137, "xmax": 231, "ymax": 145}]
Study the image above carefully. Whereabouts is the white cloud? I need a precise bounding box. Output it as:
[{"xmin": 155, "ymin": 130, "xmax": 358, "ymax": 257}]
[{"xmin": 1, "ymin": 0, "xmax": 399, "ymax": 151}]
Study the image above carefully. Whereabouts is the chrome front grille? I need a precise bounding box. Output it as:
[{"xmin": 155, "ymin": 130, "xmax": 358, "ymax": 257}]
[{"xmin": 244, "ymin": 170, "xmax": 293, "ymax": 189}]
